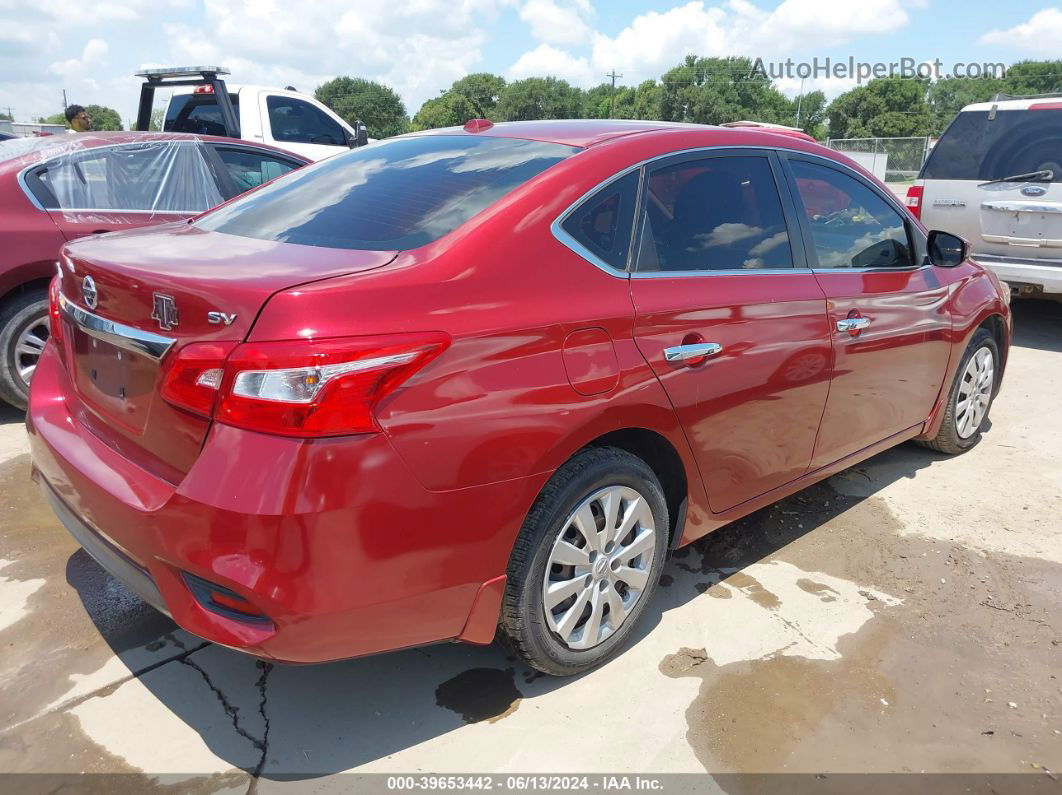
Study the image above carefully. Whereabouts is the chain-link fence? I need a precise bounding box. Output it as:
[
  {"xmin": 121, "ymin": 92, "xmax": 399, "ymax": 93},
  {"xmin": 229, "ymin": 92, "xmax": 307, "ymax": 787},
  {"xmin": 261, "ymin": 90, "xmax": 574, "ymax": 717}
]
[{"xmin": 825, "ymin": 136, "xmax": 931, "ymax": 187}]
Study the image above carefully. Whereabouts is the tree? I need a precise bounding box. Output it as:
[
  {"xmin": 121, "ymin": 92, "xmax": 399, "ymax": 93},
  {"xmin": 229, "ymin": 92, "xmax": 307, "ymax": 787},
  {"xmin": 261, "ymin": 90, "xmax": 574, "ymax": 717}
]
[
  {"xmin": 148, "ymin": 108, "xmax": 165, "ymax": 132},
  {"xmin": 448, "ymin": 73, "xmax": 506, "ymax": 118},
  {"xmin": 85, "ymin": 104, "xmax": 123, "ymax": 131},
  {"xmin": 410, "ymin": 73, "xmax": 507, "ymax": 130},
  {"xmin": 794, "ymin": 90, "xmax": 827, "ymax": 139},
  {"xmin": 315, "ymin": 76, "xmax": 409, "ymax": 139},
  {"xmin": 658, "ymin": 56, "xmax": 793, "ymax": 126},
  {"xmin": 411, "ymin": 92, "xmax": 479, "ymax": 130},
  {"xmin": 42, "ymin": 113, "xmax": 66, "ymax": 125},
  {"xmin": 0, "ymin": 111, "xmax": 11, "ymax": 121},
  {"xmin": 926, "ymin": 76, "xmax": 1003, "ymax": 134},
  {"xmin": 827, "ymin": 77, "xmax": 933, "ymax": 138},
  {"xmin": 1002, "ymin": 60, "xmax": 1062, "ymax": 97},
  {"xmin": 494, "ymin": 77, "xmax": 584, "ymax": 121}
]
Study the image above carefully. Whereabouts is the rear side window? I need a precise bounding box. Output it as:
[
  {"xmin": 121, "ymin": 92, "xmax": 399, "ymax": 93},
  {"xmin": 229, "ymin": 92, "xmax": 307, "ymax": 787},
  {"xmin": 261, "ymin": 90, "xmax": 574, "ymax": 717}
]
[
  {"xmin": 35, "ymin": 141, "xmax": 223, "ymax": 213},
  {"xmin": 921, "ymin": 109, "xmax": 1062, "ymax": 182},
  {"xmin": 266, "ymin": 96, "xmax": 345, "ymax": 146},
  {"xmin": 790, "ymin": 160, "xmax": 913, "ymax": 269},
  {"xmin": 635, "ymin": 155, "xmax": 792, "ymax": 272},
  {"xmin": 560, "ymin": 171, "xmax": 639, "ymax": 271},
  {"xmin": 165, "ymin": 93, "xmax": 240, "ymax": 136},
  {"xmin": 197, "ymin": 135, "xmax": 580, "ymax": 250}
]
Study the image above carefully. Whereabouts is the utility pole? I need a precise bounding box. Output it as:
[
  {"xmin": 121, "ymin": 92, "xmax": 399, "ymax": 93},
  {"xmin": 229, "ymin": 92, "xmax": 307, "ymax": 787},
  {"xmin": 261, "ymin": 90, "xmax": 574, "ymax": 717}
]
[
  {"xmin": 795, "ymin": 77, "xmax": 805, "ymax": 127},
  {"xmin": 606, "ymin": 70, "xmax": 623, "ymax": 118},
  {"xmin": 62, "ymin": 89, "xmax": 68, "ymax": 112}
]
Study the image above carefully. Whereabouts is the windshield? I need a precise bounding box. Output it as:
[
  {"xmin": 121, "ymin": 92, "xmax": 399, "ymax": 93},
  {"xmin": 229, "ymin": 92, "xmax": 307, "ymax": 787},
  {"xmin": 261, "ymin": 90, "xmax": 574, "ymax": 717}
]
[
  {"xmin": 196, "ymin": 135, "xmax": 580, "ymax": 250},
  {"xmin": 921, "ymin": 109, "xmax": 1062, "ymax": 182}
]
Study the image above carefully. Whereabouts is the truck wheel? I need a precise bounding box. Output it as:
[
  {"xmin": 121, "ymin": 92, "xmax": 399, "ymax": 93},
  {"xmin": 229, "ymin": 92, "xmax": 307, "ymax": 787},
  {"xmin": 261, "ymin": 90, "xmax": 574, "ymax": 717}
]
[
  {"xmin": 0, "ymin": 290, "xmax": 49, "ymax": 410},
  {"xmin": 499, "ymin": 447, "xmax": 669, "ymax": 676}
]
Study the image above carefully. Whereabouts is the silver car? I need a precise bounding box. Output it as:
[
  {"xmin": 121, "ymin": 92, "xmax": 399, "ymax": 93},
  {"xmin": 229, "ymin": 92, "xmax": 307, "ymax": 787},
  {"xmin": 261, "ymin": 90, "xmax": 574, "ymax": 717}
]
[{"xmin": 910, "ymin": 95, "xmax": 1062, "ymax": 298}]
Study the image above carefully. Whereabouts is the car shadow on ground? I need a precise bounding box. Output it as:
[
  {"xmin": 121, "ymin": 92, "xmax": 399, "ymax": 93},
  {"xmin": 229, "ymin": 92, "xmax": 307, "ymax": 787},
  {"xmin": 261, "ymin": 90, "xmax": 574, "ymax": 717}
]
[
  {"xmin": 56, "ymin": 299, "xmax": 1058, "ymax": 778},
  {"xmin": 1010, "ymin": 298, "xmax": 1062, "ymax": 353},
  {"xmin": 64, "ymin": 443, "xmax": 948, "ymax": 779}
]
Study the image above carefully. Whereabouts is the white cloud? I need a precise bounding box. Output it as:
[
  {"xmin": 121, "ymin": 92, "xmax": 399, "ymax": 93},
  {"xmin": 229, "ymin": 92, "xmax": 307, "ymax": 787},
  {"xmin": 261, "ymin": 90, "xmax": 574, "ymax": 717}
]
[
  {"xmin": 519, "ymin": 0, "xmax": 594, "ymax": 46},
  {"xmin": 980, "ymin": 8, "xmax": 1062, "ymax": 54},
  {"xmin": 507, "ymin": 44, "xmax": 596, "ymax": 85},
  {"xmin": 49, "ymin": 38, "xmax": 109, "ymax": 92},
  {"xmin": 510, "ymin": 0, "xmax": 928, "ymax": 89}
]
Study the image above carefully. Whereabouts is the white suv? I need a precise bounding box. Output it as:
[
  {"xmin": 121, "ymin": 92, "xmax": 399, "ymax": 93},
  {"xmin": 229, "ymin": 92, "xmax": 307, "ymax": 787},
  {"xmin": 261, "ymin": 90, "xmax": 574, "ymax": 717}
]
[{"xmin": 909, "ymin": 96, "xmax": 1062, "ymax": 298}]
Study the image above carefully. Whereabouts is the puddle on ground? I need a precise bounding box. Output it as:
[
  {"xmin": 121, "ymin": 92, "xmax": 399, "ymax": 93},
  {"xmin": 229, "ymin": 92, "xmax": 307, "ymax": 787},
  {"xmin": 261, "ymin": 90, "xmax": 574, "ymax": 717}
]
[
  {"xmin": 660, "ymin": 625, "xmax": 896, "ymax": 772},
  {"xmin": 434, "ymin": 668, "xmax": 522, "ymax": 724}
]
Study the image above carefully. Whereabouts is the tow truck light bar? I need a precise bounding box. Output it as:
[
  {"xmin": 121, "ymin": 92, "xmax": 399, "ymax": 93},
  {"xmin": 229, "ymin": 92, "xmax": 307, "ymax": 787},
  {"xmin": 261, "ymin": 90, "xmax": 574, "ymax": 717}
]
[{"xmin": 135, "ymin": 66, "xmax": 230, "ymax": 79}]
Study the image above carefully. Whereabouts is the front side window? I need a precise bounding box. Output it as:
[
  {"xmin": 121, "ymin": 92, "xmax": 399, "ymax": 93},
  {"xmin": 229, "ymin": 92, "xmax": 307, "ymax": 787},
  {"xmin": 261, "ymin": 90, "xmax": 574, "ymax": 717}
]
[
  {"xmin": 635, "ymin": 155, "xmax": 792, "ymax": 272},
  {"xmin": 35, "ymin": 141, "xmax": 222, "ymax": 213},
  {"xmin": 213, "ymin": 146, "xmax": 301, "ymax": 193},
  {"xmin": 197, "ymin": 135, "xmax": 579, "ymax": 250},
  {"xmin": 266, "ymin": 96, "xmax": 345, "ymax": 146},
  {"xmin": 560, "ymin": 171, "xmax": 639, "ymax": 270},
  {"xmin": 790, "ymin": 160, "xmax": 913, "ymax": 269}
]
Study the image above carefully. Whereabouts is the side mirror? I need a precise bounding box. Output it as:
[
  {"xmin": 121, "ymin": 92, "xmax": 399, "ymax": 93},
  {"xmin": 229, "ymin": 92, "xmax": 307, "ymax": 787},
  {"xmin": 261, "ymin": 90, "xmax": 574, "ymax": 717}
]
[
  {"xmin": 355, "ymin": 121, "xmax": 369, "ymax": 148},
  {"xmin": 927, "ymin": 230, "xmax": 968, "ymax": 268}
]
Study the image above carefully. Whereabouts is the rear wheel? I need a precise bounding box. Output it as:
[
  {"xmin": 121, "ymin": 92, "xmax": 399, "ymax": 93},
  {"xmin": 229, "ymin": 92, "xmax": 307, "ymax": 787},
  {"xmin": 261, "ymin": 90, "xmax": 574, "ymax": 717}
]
[
  {"xmin": 0, "ymin": 290, "xmax": 49, "ymax": 410},
  {"xmin": 917, "ymin": 328, "xmax": 999, "ymax": 455},
  {"xmin": 499, "ymin": 447, "xmax": 668, "ymax": 676}
]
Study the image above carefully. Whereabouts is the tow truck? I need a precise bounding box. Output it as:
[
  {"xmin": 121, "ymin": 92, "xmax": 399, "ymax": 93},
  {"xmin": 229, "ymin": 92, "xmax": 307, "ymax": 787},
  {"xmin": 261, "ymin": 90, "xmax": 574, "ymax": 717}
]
[{"xmin": 135, "ymin": 66, "xmax": 369, "ymax": 161}]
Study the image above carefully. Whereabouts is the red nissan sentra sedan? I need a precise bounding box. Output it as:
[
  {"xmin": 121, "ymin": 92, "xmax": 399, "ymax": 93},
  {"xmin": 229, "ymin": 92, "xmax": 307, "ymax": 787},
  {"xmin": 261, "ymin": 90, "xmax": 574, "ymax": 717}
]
[{"xmin": 28, "ymin": 120, "xmax": 1010, "ymax": 675}]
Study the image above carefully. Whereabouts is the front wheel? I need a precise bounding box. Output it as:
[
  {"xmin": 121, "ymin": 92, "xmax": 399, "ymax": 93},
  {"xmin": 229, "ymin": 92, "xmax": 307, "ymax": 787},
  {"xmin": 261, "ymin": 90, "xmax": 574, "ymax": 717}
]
[
  {"xmin": 499, "ymin": 447, "xmax": 669, "ymax": 676},
  {"xmin": 0, "ymin": 290, "xmax": 49, "ymax": 410},
  {"xmin": 916, "ymin": 328, "xmax": 999, "ymax": 455}
]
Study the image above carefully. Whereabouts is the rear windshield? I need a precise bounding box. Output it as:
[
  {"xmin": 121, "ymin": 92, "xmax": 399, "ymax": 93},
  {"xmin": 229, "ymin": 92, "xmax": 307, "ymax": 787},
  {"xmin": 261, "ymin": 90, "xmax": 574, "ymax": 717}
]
[
  {"xmin": 196, "ymin": 135, "xmax": 580, "ymax": 250},
  {"xmin": 921, "ymin": 109, "xmax": 1062, "ymax": 181},
  {"xmin": 165, "ymin": 93, "xmax": 240, "ymax": 136}
]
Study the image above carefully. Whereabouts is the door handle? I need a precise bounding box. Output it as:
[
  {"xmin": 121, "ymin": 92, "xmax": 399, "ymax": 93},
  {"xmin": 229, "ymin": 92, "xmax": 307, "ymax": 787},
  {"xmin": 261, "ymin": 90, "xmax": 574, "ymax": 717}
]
[
  {"xmin": 836, "ymin": 317, "xmax": 871, "ymax": 333},
  {"xmin": 663, "ymin": 342, "xmax": 723, "ymax": 362}
]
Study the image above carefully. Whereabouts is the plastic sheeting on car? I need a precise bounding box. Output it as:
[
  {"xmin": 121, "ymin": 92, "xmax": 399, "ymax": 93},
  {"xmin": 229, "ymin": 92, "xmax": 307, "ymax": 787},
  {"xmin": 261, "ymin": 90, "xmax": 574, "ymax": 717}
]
[
  {"xmin": 39, "ymin": 140, "xmax": 223, "ymax": 215},
  {"xmin": 1, "ymin": 135, "xmax": 224, "ymax": 216}
]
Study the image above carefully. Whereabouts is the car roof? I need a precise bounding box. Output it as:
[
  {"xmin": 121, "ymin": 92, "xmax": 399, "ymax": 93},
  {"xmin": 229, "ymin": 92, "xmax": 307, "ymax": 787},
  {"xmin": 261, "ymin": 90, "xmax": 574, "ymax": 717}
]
[
  {"xmin": 0, "ymin": 131, "xmax": 309, "ymax": 174},
  {"xmin": 410, "ymin": 118, "xmax": 828, "ymax": 151},
  {"xmin": 961, "ymin": 97, "xmax": 1062, "ymax": 112}
]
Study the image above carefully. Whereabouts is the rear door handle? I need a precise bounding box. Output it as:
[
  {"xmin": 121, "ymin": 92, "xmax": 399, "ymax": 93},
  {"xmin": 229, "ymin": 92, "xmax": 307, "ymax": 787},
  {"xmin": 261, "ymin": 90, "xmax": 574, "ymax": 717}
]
[
  {"xmin": 836, "ymin": 317, "xmax": 871, "ymax": 333},
  {"xmin": 663, "ymin": 342, "xmax": 723, "ymax": 362}
]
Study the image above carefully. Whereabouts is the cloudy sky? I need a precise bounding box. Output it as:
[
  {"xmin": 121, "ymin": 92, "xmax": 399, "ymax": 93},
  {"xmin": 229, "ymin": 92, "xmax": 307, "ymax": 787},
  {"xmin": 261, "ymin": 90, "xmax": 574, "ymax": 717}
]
[{"xmin": 0, "ymin": 0, "xmax": 1058, "ymax": 125}]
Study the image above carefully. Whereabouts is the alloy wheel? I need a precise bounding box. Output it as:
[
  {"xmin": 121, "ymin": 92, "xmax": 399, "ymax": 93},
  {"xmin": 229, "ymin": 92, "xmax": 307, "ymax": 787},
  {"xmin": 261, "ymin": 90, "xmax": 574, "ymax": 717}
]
[
  {"xmin": 542, "ymin": 485, "xmax": 657, "ymax": 650},
  {"xmin": 15, "ymin": 315, "xmax": 49, "ymax": 387},
  {"xmin": 955, "ymin": 346, "xmax": 994, "ymax": 439}
]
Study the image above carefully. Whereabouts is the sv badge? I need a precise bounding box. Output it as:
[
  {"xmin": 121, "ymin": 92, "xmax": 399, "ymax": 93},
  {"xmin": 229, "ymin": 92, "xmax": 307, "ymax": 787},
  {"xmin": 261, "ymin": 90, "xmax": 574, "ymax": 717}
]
[{"xmin": 207, "ymin": 311, "xmax": 238, "ymax": 326}]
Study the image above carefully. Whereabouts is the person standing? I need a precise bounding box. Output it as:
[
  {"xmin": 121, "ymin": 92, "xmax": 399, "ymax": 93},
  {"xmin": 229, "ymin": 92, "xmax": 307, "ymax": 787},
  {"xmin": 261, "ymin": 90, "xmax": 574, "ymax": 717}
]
[{"xmin": 64, "ymin": 105, "xmax": 91, "ymax": 132}]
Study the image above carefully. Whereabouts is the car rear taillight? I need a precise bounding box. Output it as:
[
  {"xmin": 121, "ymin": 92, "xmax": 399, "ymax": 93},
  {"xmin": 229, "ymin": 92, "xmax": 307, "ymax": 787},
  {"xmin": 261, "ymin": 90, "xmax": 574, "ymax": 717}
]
[
  {"xmin": 48, "ymin": 275, "xmax": 63, "ymax": 344},
  {"xmin": 905, "ymin": 184, "xmax": 924, "ymax": 220},
  {"xmin": 161, "ymin": 333, "xmax": 448, "ymax": 436},
  {"xmin": 161, "ymin": 341, "xmax": 240, "ymax": 418}
]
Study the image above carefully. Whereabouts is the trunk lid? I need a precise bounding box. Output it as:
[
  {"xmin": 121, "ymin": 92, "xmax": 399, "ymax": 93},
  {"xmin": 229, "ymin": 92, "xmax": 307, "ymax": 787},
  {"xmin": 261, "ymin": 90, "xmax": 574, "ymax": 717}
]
[{"xmin": 57, "ymin": 223, "xmax": 396, "ymax": 481}]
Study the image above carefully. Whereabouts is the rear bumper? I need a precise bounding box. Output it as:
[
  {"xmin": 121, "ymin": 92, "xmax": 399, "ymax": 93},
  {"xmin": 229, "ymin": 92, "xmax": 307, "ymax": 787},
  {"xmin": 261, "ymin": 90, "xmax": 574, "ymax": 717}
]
[
  {"xmin": 28, "ymin": 343, "xmax": 536, "ymax": 663},
  {"xmin": 973, "ymin": 253, "xmax": 1062, "ymax": 295}
]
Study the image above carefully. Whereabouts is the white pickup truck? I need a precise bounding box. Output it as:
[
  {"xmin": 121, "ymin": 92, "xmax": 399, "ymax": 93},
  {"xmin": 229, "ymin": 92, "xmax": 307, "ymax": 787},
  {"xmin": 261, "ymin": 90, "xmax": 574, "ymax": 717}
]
[{"xmin": 136, "ymin": 66, "xmax": 368, "ymax": 162}]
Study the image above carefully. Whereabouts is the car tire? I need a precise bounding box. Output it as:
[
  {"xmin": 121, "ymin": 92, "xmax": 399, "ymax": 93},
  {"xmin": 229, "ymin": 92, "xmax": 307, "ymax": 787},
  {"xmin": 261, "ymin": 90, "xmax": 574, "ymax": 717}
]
[
  {"xmin": 499, "ymin": 446, "xmax": 669, "ymax": 676},
  {"xmin": 916, "ymin": 328, "xmax": 999, "ymax": 455},
  {"xmin": 0, "ymin": 290, "xmax": 49, "ymax": 411}
]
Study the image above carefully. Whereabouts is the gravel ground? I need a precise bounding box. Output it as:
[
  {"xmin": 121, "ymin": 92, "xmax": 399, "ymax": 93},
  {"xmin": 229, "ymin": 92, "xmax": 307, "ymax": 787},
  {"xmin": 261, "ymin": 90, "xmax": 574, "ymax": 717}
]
[{"xmin": 0, "ymin": 299, "xmax": 1059, "ymax": 791}]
